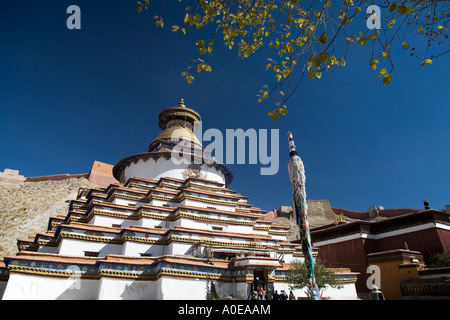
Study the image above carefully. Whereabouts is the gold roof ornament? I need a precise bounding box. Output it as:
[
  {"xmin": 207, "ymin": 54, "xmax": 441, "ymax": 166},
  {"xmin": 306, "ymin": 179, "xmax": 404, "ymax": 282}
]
[
  {"xmin": 178, "ymin": 98, "xmax": 186, "ymax": 108},
  {"xmin": 149, "ymin": 99, "xmax": 203, "ymax": 149},
  {"xmin": 158, "ymin": 98, "xmax": 201, "ymax": 130}
]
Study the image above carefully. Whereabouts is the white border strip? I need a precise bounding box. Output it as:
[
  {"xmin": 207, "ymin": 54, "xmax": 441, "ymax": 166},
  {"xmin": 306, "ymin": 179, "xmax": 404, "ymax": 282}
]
[{"xmin": 313, "ymin": 222, "xmax": 450, "ymax": 247}]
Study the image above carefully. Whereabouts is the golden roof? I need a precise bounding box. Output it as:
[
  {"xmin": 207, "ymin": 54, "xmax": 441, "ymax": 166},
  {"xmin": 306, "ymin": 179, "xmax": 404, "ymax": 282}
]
[{"xmin": 152, "ymin": 125, "xmax": 202, "ymax": 146}]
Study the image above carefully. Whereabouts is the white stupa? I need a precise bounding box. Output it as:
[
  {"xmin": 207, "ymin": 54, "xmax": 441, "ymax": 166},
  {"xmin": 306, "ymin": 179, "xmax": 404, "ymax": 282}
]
[{"xmin": 0, "ymin": 100, "xmax": 358, "ymax": 300}]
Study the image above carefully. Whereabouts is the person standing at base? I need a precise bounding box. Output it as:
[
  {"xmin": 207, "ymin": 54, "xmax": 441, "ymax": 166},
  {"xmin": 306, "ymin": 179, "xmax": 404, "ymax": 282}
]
[
  {"xmin": 289, "ymin": 291, "xmax": 295, "ymax": 300},
  {"xmin": 257, "ymin": 285, "xmax": 264, "ymax": 300},
  {"xmin": 273, "ymin": 290, "xmax": 280, "ymax": 300}
]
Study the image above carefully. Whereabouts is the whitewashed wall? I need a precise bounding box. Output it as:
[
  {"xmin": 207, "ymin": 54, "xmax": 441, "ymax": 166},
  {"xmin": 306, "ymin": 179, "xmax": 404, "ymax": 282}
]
[
  {"xmin": 97, "ymin": 277, "xmax": 160, "ymax": 300},
  {"xmin": 321, "ymin": 283, "xmax": 358, "ymax": 300},
  {"xmin": 112, "ymin": 198, "xmax": 136, "ymax": 206},
  {"xmin": 2, "ymin": 273, "xmax": 98, "ymax": 300},
  {"xmin": 166, "ymin": 242, "xmax": 194, "ymax": 256},
  {"xmin": 274, "ymin": 281, "xmax": 358, "ymax": 300},
  {"xmin": 57, "ymin": 238, "xmax": 121, "ymax": 257},
  {"xmin": 121, "ymin": 241, "xmax": 164, "ymax": 257},
  {"xmin": 159, "ymin": 277, "xmax": 209, "ymax": 300},
  {"xmin": 216, "ymin": 281, "xmax": 249, "ymax": 299},
  {"xmin": 139, "ymin": 217, "xmax": 169, "ymax": 229},
  {"xmin": 149, "ymin": 199, "xmax": 176, "ymax": 207},
  {"xmin": 2, "ymin": 272, "xmax": 357, "ymax": 300},
  {"xmin": 179, "ymin": 199, "xmax": 234, "ymax": 212},
  {"xmin": 89, "ymin": 215, "xmax": 135, "ymax": 229},
  {"xmin": 269, "ymin": 234, "xmax": 288, "ymax": 241},
  {"xmin": 282, "ymin": 255, "xmax": 305, "ymax": 264},
  {"xmin": 122, "ymin": 158, "xmax": 226, "ymax": 185},
  {"xmin": 171, "ymin": 217, "xmax": 254, "ymax": 235},
  {"xmin": 251, "ymin": 229, "xmax": 271, "ymax": 236}
]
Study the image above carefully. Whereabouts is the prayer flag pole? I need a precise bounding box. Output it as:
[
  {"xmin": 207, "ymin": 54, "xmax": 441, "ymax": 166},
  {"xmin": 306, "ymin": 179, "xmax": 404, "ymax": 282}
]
[{"xmin": 287, "ymin": 131, "xmax": 321, "ymax": 300}]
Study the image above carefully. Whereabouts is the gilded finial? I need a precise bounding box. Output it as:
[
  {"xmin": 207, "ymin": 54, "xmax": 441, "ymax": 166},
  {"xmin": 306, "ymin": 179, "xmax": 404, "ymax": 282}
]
[
  {"xmin": 287, "ymin": 131, "xmax": 298, "ymax": 157},
  {"xmin": 178, "ymin": 98, "xmax": 186, "ymax": 108}
]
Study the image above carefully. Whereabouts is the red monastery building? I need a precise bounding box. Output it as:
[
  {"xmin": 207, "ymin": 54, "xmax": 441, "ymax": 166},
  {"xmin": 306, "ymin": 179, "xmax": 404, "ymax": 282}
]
[{"xmin": 309, "ymin": 207, "xmax": 450, "ymax": 295}]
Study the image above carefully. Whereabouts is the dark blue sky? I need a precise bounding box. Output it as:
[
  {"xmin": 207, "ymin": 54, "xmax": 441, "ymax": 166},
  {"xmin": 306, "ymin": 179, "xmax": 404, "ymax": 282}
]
[{"xmin": 1, "ymin": 1, "xmax": 449, "ymax": 212}]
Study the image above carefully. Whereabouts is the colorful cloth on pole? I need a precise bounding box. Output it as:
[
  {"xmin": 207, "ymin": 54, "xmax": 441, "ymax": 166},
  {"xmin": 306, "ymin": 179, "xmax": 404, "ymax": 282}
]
[{"xmin": 287, "ymin": 131, "xmax": 321, "ymax": 300}]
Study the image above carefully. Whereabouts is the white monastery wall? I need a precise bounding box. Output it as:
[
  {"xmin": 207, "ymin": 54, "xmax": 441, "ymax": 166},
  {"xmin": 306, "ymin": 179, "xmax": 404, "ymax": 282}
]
[
  {"xmin": 122, "ymin": 158, "xmax": 226, "ymax": 185},
  {"xmin": 320, "ymin": 283, "xmax": 358, "ymax": 300},
  {"xmin": 89, "ymin": 215, "xmax": 135, "ymax": 229},
  {"xmin": 221, "ymin": 282, "xmax": 247, "ymax": 300},
  {"xmin": 269, "ymin": 234, "xmax": 287, "ymax": 241},
  {"xmin": 251, "ymin": 229, "xmax": 270, "ymax": 236},
  {"xmin": 213, "ymin": 281, "xmax": 248, "ymax": 299},
  {"xmin": 231, "ymin": 223, "xmax": 257, "ymax": 235},
  {"xmin": 84, "ymin": 212, "xmax": 170, "ymax": 230},
  {"xmin": 57, "ymin": 239, "xmax": 121, "ymax": 257},
  {"xmin": 179, "ymin": 199, "xmax": 234, "ymax": 212},
  {"xmin": 2, "ymin": 271, "xmax": 356, "ymax": 300},
  {"xmin": 112, "ymin": 198, "xmax": 135, "ymax": 206},
  {"xmin": 121, "ymin": 240, "xmax": 164, "ymax": 257},
  {"xmin": 283, "ymin": 256, "xmax": 304, "ymax": 264},
  {"xmin": 274, "ymin": 282, "xmax": 358, "ymax": 300},
  {"xmin": 97, "ymin": 277, "xmax": 160, "ymax": 300},
  {"xmin": 2, "ymin": 273, "xmax": 98, "ymax": 300},
  {"xmin": 171, "ymin": 217, "xmax": 253, "ymax": 235},
  {"xmin": 159, "ymin": 277, "xmax": 209, "ymax": 300},
  {"xmin": 273, "ymin": 282, "xmax": 308, "ymax": 299},
  {"xmin": 149, "ymin": 199, "xmax": 176, "ymax": 207},
  {"xmin": 166, "ymin": 242, "xmax": 194, "ymax": 256},
  {"xmin": 139, "ymin": 217, "xmax": 168, "ymax": 229}
]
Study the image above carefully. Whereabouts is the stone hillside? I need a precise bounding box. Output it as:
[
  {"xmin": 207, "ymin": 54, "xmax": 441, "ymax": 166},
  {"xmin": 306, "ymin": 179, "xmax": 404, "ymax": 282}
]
[
  {"xmin": 272, "ymin": 200, "xmax": 338, "ymax": 242},
  {"xmin": 0, "ymin": 178, "xmax": 100, "ymax": 258}
]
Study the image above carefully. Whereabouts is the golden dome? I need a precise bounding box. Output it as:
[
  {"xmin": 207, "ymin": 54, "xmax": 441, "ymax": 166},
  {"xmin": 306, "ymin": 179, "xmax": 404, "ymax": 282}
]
[{"xmin": 152, "ymin": 125, "xmax": 202, "ymax": 147}]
